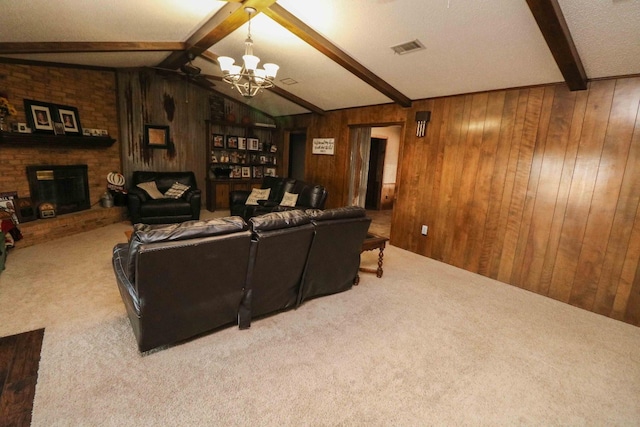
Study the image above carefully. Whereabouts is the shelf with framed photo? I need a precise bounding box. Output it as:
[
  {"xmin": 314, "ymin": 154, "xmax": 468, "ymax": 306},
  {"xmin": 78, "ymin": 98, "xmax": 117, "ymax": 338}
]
[{"xmin": 205, "ymin": 120, "xmax": 280, "ymax": 211}]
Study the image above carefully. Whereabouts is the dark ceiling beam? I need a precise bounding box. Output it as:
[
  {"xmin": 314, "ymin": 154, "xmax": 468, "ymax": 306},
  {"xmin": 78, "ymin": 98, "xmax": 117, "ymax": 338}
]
[
  {"xmin": 264, "ymin": 3, "xmax": 412, "ymax": 108},
  {"xmin": 157, "ymin": 0, "xmax": 277, "ymax": 70},
  {"xmin": 0, "ymin": 41, "xmax": 186, "ymax": 54},
  {"xmin": 526, "ymin": 0, "xmax": 587, "ymax": 91}
]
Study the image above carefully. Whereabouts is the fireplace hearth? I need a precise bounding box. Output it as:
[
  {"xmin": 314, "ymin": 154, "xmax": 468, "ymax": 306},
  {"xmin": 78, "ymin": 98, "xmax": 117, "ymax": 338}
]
[{"xmin": 26, "ymin": 165, "xmax": 91, "ymax": 215}]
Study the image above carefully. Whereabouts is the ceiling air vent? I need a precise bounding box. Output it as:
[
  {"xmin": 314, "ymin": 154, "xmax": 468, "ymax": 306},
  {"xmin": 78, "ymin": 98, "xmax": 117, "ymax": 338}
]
[{"xmin": 391, "ymin": 39, "xmax": 425, "ymax": 55}]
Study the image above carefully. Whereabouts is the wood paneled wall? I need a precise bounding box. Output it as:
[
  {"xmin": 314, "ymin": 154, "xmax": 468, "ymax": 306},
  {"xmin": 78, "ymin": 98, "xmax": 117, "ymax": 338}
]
[
  {"xmin": 117, "ymin": 70, "xmax": 210, "ymax": 195},
  {"xmin": 285, "ymin": 77, "xmax": 640, "ymax": 326}
]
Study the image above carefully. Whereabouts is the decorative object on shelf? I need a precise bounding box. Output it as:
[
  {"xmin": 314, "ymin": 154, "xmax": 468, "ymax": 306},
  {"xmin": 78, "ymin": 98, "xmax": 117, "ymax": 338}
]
[
  {"xmin": 144, "ymin": 124, "xmax": 170, "ymax": 149},
  {"xmin": 238, "ymin": 137, "xmax": 247, "ymax": 150},
  {"xmin": 11, "ymin": 122, "xmax": 30, "ymax": 133},
  {"xmin": 56, "ymin": 104, "xmax": 82, "ymax": 135},
  {"xmin": 226, "ymin": 135, "xmax": 238, "ymax": 149},
  {"xmin": 24, "ymin": 99, "xmax": 55, "ymax": 133},
  {"xmin": 212, "ymin": 133, "xmax": 224, "ymax": 148},
  {"xmin": 0, "ymin": 94, "xmax": 17, "ymax": 132},
  {"xmin": 53, "ymin": 122, "xmax": 65, "ymax": 135},
  {"xmin": 242, "ymin": 167, "xmax": 251, "ymax": 178},
  {"xmin": 213, "ymin": 167, "xmax": 232, "ymax": 178},
  {"xmin": 38, "ymin": 202, "xmax": 56, "ymax": 219},
  {"xmin": 14, "ymin": 197, "xmax": 36, "ymax": 223},
  {"xmin": 0, "ymin": 191, "xmax": 19, "ymax": 224},
  {"xmin": 248, "ymin": 137, "xmax": 259, "ymax": 151},
  {"xmin": 217, "ymin": 7, "xmax": 279, "ymax": 98}
]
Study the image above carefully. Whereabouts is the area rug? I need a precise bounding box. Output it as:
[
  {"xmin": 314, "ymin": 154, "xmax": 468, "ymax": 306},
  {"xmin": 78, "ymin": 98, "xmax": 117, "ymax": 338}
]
[{"xmin": 0, "ymin": 328, "xmax": 44, "ymax": 426}]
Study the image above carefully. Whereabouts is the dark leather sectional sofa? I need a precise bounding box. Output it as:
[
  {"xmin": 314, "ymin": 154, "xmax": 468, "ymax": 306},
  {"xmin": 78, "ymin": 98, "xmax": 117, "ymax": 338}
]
[{"xmin": 112, "ymin": 207, "xmax": 371, "ymax": 352}]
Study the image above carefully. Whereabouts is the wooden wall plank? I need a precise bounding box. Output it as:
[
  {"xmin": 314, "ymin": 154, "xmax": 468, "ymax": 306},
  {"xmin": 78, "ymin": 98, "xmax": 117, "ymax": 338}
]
[
  {"xmin": 518, "ymin": 85, "xmax": 575, "ymax": 293},
  {"xmin": 487, "ymin": 90, "xmax": 530, "ymax": 279},
  {"xmin": 548, "ymin": 80, "xmax": 616, "ymax": 303},
  {"xmin": 538, "ymin": 89, "xmax": 587, "ymax": 293},
  {"xmin": 511, "ymin": 86, "xmax": 555, "ymax": 289},
  {"xmin": 463, "ymin": 91, "xmax": 505, "ymax": 272},
  {"xmin": 591, "ymin": 78, "xmax": 640, "ymax": 314},
  {"xmin": 478, "ymin": 89, "xmax": 521, "ymax": 276},
  {"xmin": 449, "ymin": 93, "xmax": 490, "ymax": 267},
  {"xmin": 497, "ymin": 88, "xmax": 545, "ymax": 283}
]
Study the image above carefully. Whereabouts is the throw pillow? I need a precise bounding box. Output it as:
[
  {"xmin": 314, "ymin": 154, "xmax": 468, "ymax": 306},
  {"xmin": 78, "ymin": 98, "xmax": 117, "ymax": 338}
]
[
  {"xmin": 245, "ymin": 188, "xmax": 270, "ymax": 205},
  {"xmin": 164, "ymin": 182, "xmax": 191, "ymax": 199},
  {"xmin": 136, "ymin": 181, "xmax": 164, "ymax": 200},
  {"xmin": 279, "ymin": 191, "xmax": 298, "ymax": 207}
]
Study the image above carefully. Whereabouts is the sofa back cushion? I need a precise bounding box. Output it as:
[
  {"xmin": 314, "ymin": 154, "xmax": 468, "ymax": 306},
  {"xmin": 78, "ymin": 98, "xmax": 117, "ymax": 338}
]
[
  {"xmin": 249, "ymin": 209, "xmax": 310, "ymax": 232},
  {"xmin": 261, "ymin": 176, "xmax": 296, "ymax": 203},
  {"xmin": 127, "ymin": 216, "xmax": 247, "ymax": 281},
  {"xmin": 306, "ymin": 206, "xmax": 365, "ymax": 221},
  {"xmin": 292, "ymin": 181, "xmax": 327, "ymax": 209}
]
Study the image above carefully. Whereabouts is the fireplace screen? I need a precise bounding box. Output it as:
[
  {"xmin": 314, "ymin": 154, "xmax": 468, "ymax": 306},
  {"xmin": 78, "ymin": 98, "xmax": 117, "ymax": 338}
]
[{"xmin": 26, "ymin": 165, "xmax": 91, "ymax": 215}]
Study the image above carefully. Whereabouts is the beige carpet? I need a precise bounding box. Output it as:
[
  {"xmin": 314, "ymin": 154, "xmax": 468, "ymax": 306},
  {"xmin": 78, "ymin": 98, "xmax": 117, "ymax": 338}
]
[{"xmin": 0, "ymin": 213, "xmax": 639, "ymax": 425}]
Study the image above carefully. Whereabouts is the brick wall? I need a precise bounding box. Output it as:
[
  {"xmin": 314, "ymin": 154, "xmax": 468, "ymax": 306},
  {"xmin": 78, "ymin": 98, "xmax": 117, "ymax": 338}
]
[{"xmin": 0, "ymin": 62, "xmax": 125, "ymax": 244}]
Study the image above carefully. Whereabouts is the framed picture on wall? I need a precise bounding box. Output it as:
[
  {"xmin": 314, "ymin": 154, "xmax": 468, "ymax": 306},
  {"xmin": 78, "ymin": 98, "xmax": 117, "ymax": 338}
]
[
  {"xmin": 55, "ymin": 104, "xmax": 82, "ymax": 135},
  {"xmin": 24, "ymin": 99, "xmax": 55, "ymax": 133},
  {"xmin": 144, "ymin": 124, "xmax": 170, "ymax": 149}
]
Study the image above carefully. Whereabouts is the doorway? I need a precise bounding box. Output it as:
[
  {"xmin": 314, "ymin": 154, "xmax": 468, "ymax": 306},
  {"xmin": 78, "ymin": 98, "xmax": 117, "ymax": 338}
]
[
  {"xmin": 348, "ymin": 125, "xmax": 401, "ymax": 210},
  {"xmin": 365, "ymin": 137, "xmax": 386, "ymax": 209},
  {"xmin": 288, "ymin": 132, "xmax": 306, "ymax": 180}
]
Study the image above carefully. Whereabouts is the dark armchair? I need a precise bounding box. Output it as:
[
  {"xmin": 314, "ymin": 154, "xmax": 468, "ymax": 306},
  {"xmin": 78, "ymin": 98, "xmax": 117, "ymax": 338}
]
[{"xmin": 127, "ymin": 171, "xmax": 201, "ymax": 224}]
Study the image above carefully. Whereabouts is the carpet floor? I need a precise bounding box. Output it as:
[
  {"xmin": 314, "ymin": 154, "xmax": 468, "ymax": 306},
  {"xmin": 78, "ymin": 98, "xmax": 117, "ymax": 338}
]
[{"xmin": 0, "ymin": 217, "xmax": 639, "ymax": 425}]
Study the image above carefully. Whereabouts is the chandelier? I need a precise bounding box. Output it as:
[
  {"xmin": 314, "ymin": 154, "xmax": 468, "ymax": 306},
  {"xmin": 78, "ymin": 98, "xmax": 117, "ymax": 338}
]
[{"xmin": 217, "ymin": 7, "xmax": 279, "ymax": 98}]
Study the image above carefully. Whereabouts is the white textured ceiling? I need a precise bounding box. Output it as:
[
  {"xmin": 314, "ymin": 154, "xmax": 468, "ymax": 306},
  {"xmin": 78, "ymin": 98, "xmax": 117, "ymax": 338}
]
[{"xmin": 1, "ymin": 0, "xmax": 639, "ymax": 117}]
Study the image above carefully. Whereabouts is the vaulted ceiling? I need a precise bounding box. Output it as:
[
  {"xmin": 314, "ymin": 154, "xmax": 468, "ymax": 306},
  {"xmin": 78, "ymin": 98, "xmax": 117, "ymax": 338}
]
[{"xmin": 1, "ymin": 0, "xmax": 639, "ymax": 117}]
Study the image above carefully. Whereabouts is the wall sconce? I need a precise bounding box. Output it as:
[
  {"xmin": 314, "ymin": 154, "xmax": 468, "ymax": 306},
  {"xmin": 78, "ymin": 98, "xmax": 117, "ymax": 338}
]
[{"xmin": 415, "ymin": 111, "xmax": 431, "ymax": 137}]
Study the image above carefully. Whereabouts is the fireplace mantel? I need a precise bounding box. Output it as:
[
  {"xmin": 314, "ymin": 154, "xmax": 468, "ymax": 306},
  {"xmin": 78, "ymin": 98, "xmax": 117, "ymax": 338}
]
[{"xmin": 0, "ymin": 131, "xmax": 115, "ymax": 147}]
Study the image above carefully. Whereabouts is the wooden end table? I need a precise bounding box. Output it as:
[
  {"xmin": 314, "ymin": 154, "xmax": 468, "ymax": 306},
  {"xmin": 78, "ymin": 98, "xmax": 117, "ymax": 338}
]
[{"xmin": 357, "ymin": 233, "xmax": 389, "ymax": 284}]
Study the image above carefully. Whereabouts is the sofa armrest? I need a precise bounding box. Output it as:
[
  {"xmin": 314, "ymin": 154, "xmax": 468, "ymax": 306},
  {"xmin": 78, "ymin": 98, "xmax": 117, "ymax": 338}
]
[{"xmin": 230, "ymin": 190, "xmax": 251, "ymax": 206}]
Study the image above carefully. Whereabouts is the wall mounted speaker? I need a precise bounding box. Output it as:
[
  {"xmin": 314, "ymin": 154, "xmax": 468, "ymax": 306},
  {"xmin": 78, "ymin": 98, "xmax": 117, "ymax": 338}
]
[{"xmin": 15, "ymin": 197, "xmax": 37, "ymax": 223}]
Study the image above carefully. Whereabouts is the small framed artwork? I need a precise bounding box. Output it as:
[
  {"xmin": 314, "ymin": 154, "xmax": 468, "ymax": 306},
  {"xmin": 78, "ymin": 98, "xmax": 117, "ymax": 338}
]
[
  {"xmin": 144, "ymin": 124, "xmax": 170, "ymax": 149},
  {"xmin": 53, "ymin": 122, "xmax": 65, "ymax": 135},
  {"xmin": 259, "ymin": 155, "xmax": 267, "ymax": 164},
  {"xmin": 248, "ymin": 138, "xmax": 259, "ymax": 151},
  {"xmin": 231, "ymin": 165, "xmax": 242, "ymax": 179},
  {"xmin": 56, "ymin": 104, "xmax": 82, "ymax": 134},
  {"xmin": 252, "ymin": 166, "xmax": 264, "ymax": 179},
  {"xmin": 212, "ymin": 134, "xmax": 224, "ymax": 148},
  {"xmin": 265, "ymin": 167, "xmax": 277, "ymax": 177},
  {"xmin": 226, "ymin": 135, "xmax": 238, "ymax": 149},
  {"xmin": 24, "ymin": 99, "xmax": 54, "ymax": 133},
  {"xmin": 241, "ymin": 166, "xmax": 251, "ymax": 178},
  {"xmin": 238, "ymin": 137, "xmax": 247, "ymax": 150}
]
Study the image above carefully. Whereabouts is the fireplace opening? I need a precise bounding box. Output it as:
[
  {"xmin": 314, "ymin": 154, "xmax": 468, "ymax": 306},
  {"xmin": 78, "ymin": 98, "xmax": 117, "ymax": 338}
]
[{"xmin": 26, "ymin": 165, "xmax": 91, "ymax": 215}]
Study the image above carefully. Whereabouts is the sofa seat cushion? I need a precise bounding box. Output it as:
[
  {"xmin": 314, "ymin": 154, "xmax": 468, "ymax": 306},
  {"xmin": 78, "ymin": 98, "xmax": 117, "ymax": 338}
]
[{"xmin": 139, "ymin": 198, "xmax": 193, "ymax": 218}]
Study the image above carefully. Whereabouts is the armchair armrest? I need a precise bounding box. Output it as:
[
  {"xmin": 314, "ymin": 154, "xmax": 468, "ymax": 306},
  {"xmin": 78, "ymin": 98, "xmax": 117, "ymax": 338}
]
[{"xmin": 127, "ymin": 187, "xmax": 149, "ymax": 203}]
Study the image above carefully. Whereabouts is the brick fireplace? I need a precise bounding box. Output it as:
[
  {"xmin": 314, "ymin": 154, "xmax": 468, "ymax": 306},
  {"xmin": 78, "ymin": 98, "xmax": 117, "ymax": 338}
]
[{"xmin": 0, "ymin": 62, "xmax": 125, "ymax": 247}]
